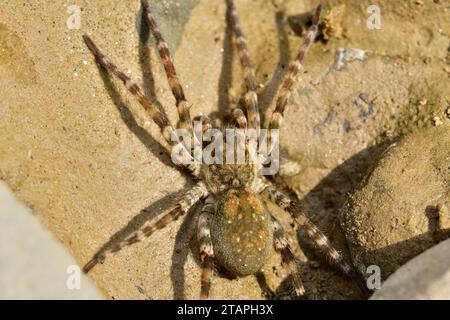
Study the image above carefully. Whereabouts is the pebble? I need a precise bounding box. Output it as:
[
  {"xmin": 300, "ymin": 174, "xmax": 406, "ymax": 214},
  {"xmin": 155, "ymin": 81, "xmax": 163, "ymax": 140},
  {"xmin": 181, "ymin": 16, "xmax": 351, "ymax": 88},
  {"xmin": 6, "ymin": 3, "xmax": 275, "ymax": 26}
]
[
  {"xmin": 432, "ymin": 116, "xmax": 443, "ymax": 126},
  {"xmin": 418, "ymin": 98, "xmax": 427, "ymax": 106}
]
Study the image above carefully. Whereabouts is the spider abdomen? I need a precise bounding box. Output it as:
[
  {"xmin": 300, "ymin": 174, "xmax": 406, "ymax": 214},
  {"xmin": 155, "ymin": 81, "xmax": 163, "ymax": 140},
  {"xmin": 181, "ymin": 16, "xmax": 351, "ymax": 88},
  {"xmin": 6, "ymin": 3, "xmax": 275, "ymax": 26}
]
[{"xmin": 211, "ymin": 189, "xmax": 273, "ymax": 276}]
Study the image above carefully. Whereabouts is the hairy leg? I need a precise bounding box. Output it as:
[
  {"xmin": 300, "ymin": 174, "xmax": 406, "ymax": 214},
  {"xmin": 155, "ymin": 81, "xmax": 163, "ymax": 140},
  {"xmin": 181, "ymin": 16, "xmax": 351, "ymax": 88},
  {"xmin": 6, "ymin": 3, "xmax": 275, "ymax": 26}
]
[
  {"xmin": 193, "ymin": 115, "xmax": 213, "ymax": 134},
  {"xmin": 141, "ymin": 0, "xmax": 192, "ymax": 131},
  {"xmin": 83, "ymin": 35, "xmax": 174, "ymax": 143},
  {"xmin": 263, "ymin": 184, "xmax": 369, "ymax": 296},
  {"xmin": 271, "ymin": 215, "xmax": 305, "ymax": 298},
  {"xmin": 225, "ymin": 0, "xmax": 260, "ymax": 131},
  {"xmin": 197, "ymin": 197, "xmax": 215, "ymax": 299},
  {"xmin": 193, "ymin": 114, "xmax": 213, "ymax": 147},
  {"xmin": 83, "ymin": 182, "xmax": 208, "ymax": 273},
  {"xmin": 268, "ymin": 5, "xmax": 322, "ymax": 131},
  {"xmin": 83, "ymin": 35, "xmax": 200, "ymax": 175},
  {"xmin": 224, "ymin": 108, "xmax": 248, "ymax": 130}
]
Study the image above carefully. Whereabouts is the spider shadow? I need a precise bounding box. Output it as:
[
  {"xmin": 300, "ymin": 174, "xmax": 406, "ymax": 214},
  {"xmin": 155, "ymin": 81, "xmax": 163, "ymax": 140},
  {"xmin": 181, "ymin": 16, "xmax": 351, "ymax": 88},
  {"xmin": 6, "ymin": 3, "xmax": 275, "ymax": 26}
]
[
  {"xmin": 361, "ymin": 225, "xmax": 450, "ymax": 280},
  {"xmin": 282, "ymin": 140, "xmax": 395, "ymax": 298},
  {"xmin": 93, "ymin": 58, "xmax": 175, "ymax": 171},
  {"xmin": 87, "ymin": 184, "xmax": 189, "ymax": 273},
  {"xmin": 258, "ymin": 10, "xmax": 291, "ymax": 124},
  {"xmin": 138, "ymin": 5, "xmax": 166, "ymax": 119},
  {"xmin": 137, "ymin": 7, "xmax": 200, "ymax": 300},
  {"xmin": 170, "ymin": 202, "xmax": 201, "ymax": 300},
  {"xmin": 214, "ymin": 16, "xmax": 233, "ymax": 121},
  {"xmin": 86, "ymin": 6, "xmax": 199, "ymax": 299},
  {"xmin": 214, "ymin": 9, "xmax": 291, "ymax": 126},
  {"xmin": 255, "ymin": 271, "xmax": 308, "ymax": 300}
]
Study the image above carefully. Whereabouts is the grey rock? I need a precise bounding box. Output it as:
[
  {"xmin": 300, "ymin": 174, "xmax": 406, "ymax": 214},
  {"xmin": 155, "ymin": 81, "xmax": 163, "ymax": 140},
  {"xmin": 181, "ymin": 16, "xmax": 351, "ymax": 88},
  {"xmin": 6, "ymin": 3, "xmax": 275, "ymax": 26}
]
[
  {"xmin": 371, "ymin": 238, "xmax": 450, "ymax": 300},
  {"xmin": 0, "ymin": 182, "xmax": 102, "ymax": 299}
]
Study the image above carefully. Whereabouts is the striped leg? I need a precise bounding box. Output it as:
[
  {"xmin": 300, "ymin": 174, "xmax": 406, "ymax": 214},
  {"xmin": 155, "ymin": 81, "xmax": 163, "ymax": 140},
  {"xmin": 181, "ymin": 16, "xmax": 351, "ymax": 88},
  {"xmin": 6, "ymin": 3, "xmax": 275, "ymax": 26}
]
[
  {"xmin": 224, "ymin": 108, "xmax": 248, "ymax": 129},
  {"xmin": 193, "ymin": 115, "xmax": 213, "ymax": 134},
  {"xmin": 193, "ymin": 114, "xmax": 212, "ymax": 142},
  {"xmin": 226, "ymin": 0, "xmax": 260, "ymax": 131},
  {"xmin": 271, "ymin": 215, "xmax": 305, "ymax": 298},
  {"xmin": 192, "ymin": 114, "xmax": 214, "ymax": 151},
  {"xmin": 83, "ymin": 182, "xmax": 208, "ymax": 273},
  {"xmin": 83, "ymin": 35, "xmax": 200, "ymax": 175},
  {"xmin": 268, "ymin": 5, "xmax": 322, "ymax": 131},
  {"xmin": 263, "ymin": 184, "xmax": 369, "ymax": 296},
  {"xmin": 142, "ymin": 0, "xmax": 191, "ymax": 131},
  {"xmin": 197, "ymin": 197, "xmax": 215, "ymax": 299},
  {"xmin": 83, "ymin": 35, "xmax": 174, "ymax": 144}
]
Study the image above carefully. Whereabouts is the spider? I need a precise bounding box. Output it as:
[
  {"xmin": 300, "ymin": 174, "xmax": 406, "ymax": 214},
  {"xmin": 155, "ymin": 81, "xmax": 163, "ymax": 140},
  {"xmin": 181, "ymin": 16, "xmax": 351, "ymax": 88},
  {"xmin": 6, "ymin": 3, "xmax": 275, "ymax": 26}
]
[{"xmin": 82, "ymin": 0, "xmax": 367, "ymax": 299}]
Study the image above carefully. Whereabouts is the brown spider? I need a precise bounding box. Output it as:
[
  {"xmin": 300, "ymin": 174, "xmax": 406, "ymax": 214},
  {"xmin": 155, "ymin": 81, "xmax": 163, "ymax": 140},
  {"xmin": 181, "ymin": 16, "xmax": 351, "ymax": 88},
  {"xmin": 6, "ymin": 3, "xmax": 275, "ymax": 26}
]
[{"xmin": 82, "ymin": 0, "xmax": 367, "ymax": 299}]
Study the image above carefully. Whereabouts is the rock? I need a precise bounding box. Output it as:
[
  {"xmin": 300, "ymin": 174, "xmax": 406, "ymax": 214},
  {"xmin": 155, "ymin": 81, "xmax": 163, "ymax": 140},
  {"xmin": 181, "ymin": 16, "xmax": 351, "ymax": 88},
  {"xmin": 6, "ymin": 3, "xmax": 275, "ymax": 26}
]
[
  {"xmin": 371, "ymin": 238, "xmax": 450, "ymax": 300},
  {"xmin": 0, "ymin": 181, "xmax": 102, "ymax": 299},
  {"xmin": 340, "ymin": 125, "xmax": 450, "ymax": 279}
]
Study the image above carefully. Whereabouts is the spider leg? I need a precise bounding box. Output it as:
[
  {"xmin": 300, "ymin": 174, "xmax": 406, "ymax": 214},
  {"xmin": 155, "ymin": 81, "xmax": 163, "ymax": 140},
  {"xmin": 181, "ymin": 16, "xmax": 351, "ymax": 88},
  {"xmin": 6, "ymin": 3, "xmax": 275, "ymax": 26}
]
[
  {"xmin": 263, "ymin": 183, "xmax": 370, "ymax": 297},
  {"xmin": 142, "ymin": 0, "xmax": 192, "ymax": 131},
  {"xmin": 83, "ymin": 35, "xmax": 174, "ymax": 144},
  {"xmin": 193, "ymin": 114, "xmax": 213, "ymax": 144},
  {"xmin": 197, "ymin": 197, "xmax": 215, "ymax": 299},
  {"xmin": 192, "ymin": 114, "xmax": 215, "ymax": 151},
  {"xmin": 83, "ymin": 35, "xmax": 200, "ymax": 175},
  {"xmin": 268, "ymin": 5, "xmax": 322, "ymax": 131},
  {"xmin": 224, "ymin": 108, "xmax": 248, "ymax": 129},
  {"xmin": 83, "ymin": 182, "xmax": 208, "ymax": 273},
  {"xmin": 271, "ymin": 215, "xmax": 306, "ymax": 298},
  {"xmin": 193, "ymin": 114, "xmax": 213, "ymax": 134},
  {"xmin": 226, "ymin": 0, "xmax": 260, "ymax": 131}
]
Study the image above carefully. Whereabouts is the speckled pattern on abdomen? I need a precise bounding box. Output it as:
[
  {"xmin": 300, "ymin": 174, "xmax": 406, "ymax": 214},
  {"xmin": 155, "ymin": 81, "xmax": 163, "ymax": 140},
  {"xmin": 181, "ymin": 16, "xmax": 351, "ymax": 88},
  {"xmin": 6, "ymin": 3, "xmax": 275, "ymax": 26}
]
[{"xmin": 211, "ymin": 189, "xmax": 273, "ymax": 276}]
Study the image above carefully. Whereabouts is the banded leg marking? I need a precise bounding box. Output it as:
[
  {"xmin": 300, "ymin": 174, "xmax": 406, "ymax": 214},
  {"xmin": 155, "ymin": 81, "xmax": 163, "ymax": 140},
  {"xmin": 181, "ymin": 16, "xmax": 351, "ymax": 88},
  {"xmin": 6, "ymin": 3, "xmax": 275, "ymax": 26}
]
[
  {"xmin": 263, "ymin": 184, "xmax": 368, "ymax": 295},
  {"xmin": 269, "ymin": 5, "xmax": 322, "ymax": 131},
  {"xmin": 83, "ymin": 35, "xmax": 174, "ymax": 144},
  {"xmin": 226, "ymin": 0, "xmax": 260, "ymax": 131},
  {"xmin": 142, "ymin": 0, "xmax": 192, "ymax": 131},
  {"xmin": 271, "ymin": 216, "xmax": 305, "ymax": 297},
  {"xmin": 83, "ymin": 182, "xmax": 208, "ymax": 273},
  {"xmin": 224, "ymin": 108, "xmax": 248, "ymax": 129},
  {"xmin": 198, "ymin": 197, "xmax": 215, "ymax": 299}
]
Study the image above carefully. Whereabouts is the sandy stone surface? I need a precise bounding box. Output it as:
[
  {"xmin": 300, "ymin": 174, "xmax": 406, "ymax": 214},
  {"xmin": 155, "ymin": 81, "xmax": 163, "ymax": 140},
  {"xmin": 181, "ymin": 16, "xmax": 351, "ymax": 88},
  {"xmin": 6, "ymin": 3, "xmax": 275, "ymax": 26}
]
[
  {"xmin": 340, "ymin": 126, "xmax": 450, "ymax": 279},
  {"xmin": 0, "ymin": 0, "xmax": 449, "ymax": 299}
]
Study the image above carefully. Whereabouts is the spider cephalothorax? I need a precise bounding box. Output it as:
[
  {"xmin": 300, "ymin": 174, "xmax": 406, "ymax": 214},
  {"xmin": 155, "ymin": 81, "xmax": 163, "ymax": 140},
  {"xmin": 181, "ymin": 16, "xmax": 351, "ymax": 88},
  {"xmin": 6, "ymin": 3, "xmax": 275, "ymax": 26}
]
[
  {"xmin": 82, "ymin": 0, "xmax": 369, "ymax": 299},
  {"xmin": 200, "ymin": 163, "xmax": 260, "ymax": 192}
]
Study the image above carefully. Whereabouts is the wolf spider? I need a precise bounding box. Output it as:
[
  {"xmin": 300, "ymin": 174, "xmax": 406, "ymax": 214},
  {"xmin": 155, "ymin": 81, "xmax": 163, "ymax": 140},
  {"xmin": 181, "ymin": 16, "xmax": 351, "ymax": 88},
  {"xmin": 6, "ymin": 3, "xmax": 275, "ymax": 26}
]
[{"xmin": 82, "ymin": 0, "xmax": 367, "ymax": 299}]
